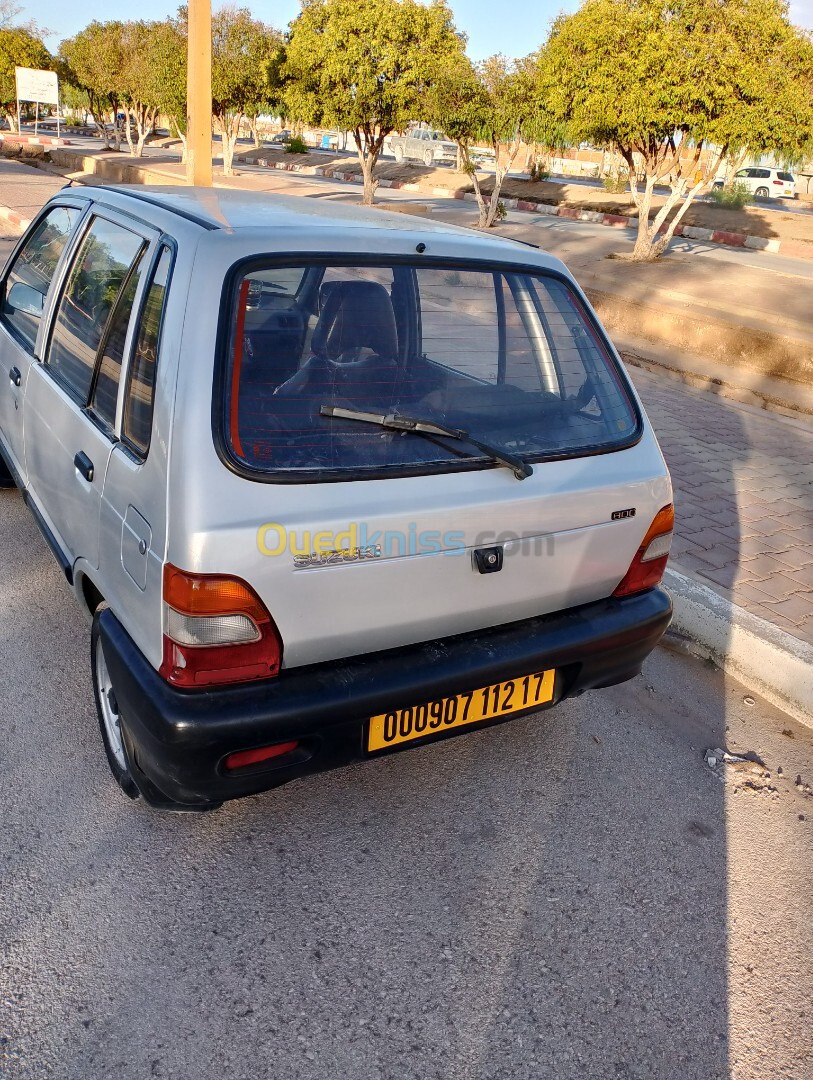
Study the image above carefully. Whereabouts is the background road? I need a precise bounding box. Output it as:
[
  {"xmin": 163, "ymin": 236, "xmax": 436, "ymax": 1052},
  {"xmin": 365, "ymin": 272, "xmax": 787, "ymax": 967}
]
[{"xmin": 0, "ymin": 235, "xmax": 811, "ymax": 1080}]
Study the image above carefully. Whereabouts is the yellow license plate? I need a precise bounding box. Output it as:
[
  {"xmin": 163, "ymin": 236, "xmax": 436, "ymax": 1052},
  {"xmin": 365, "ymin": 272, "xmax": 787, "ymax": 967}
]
[{"xmin": 367, "ymin": 670, "xmax": 555, "ymax": 752}]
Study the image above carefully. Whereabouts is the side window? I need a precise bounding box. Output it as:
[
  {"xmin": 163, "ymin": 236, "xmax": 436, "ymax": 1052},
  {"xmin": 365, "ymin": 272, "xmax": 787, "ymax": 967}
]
[
  {"xmin": 46, "ymin": 216, "xmax": 144, "ymax": 404},
  {"xmin": 88, "ymin": 250, "xmax": 147, "ymax": 431},
  {"xmin": 0, "ymin": 205, "xmax": 80, "ymax": 352},
  {"xmin": 123, "ymin": 246, "xmax": 172, "ymax": 457}
]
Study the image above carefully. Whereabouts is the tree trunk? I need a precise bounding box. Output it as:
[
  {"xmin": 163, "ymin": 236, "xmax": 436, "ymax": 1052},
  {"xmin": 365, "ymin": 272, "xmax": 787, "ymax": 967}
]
[
  {"xmin": 360, "ymin": 153, "xmax": 377, "ymax": 205},
  {"xmin": 723, "ymin": 148, "xmax": 748, "ymax": 189},
  {"xmin": 123, "ymin": 106, "xmax": 135, "ymax": 155},
  {"xmin": 629, "ymin": 175, "xmax": 658, "ymax": 259},
  {"xmin": 352, "ymin": 129, "xmax": 380, "ymax": 206},
  {"xmin": 481, "ymin": 138, "xmax": 519, "ymax": 229},
  {"xmin": 4, "ymin": 110, "xmax": 17, "ymax": 133},
  {"xmin": 220, "ymin": 113, "xmax": 241, "ymax": 176}
]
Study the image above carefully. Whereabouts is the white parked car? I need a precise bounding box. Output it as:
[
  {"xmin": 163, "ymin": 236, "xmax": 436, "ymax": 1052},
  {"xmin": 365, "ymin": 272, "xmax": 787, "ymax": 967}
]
[
  {"xmin": 0, "ymin": 186, "xmax": 673, "ymax": 811},
  {"xmin": 718, "ymin": 167, "xmax": 797, "ymax": 199},
  {"xmin": 390, "ymin": 128, "xmax": 457, "ymax": 166}
]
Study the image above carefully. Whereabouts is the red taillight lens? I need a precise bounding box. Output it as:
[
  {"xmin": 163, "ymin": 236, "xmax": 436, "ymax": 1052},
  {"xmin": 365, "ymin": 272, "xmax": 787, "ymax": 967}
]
[
  {"xmin": 613, "ymin": 504, "xmax": 674, "ymax": 598},
  {"xmin": 224, "ymin": 741, "xmax": 299, "ymax": 770},
  {"xmin": 773, "ymin": 179, "xmax": 783, "ymax": 185},
  {"xmin": 159, "ymin": 565, "xmax": 282, "ymax": 688}
]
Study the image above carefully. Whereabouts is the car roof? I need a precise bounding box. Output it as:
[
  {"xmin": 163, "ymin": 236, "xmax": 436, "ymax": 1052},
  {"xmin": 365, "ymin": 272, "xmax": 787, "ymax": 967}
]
[
  {"xmin": 77, "ymin": 185, "xmax": 475, "ymax": 236},
  {"xmin": 60, "ymin": 184, "xmax": 569, "ymax": 273}
]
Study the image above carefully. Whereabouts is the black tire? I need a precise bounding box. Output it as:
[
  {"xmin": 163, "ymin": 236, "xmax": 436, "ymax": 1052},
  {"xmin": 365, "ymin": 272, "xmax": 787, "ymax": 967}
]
[
  {"xmin": 91, "ymin": 605, "xmax": 141, "ymax": 800},
  {"xmin": 0, "ymin": 454, "xmax": 14, "ymax": 488},
  {"xmin": 90, "ymin": 604, "xmax": 222, "ymax": 813},
  {"xmin": 755, "ymin": 186, "xmax": 769, "ymax": 198}
]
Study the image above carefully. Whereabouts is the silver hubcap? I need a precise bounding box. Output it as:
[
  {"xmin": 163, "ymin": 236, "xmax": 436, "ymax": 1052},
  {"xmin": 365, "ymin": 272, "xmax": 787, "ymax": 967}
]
[{"xmin": 95, "ymin": 638, "xmax": 127, "ymax": 771}]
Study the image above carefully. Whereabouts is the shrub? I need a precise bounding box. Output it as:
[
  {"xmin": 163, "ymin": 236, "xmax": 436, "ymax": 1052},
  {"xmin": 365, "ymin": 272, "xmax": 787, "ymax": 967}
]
[
  {"xmin": 285, "ymin": 136, "xmax": 309, "ymax": 154},
  {"xmin": 529, "ymin": 161, "xmax": 550, "ymax": 182},
  {"xmin": 708, "ymin": 181, "xmax": 751, "ymax": 209},
  {"xmin": 494, "ymin": 200, "xmax": 508, "ymax": 221},
  {"xmin": 602, "ymin": 173, "xmax": 628, "ymax": 193}
]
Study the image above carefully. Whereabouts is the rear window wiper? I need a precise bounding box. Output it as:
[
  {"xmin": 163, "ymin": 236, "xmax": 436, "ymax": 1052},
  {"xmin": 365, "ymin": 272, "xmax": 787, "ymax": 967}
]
[{"xmin": 320, "ymin": 406, "xmax": 533, "ymax": 480}]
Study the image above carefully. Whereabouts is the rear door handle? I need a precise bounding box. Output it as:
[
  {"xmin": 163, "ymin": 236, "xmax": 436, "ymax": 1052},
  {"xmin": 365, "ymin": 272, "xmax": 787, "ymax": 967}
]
[
  {"xmin": 9, "ymin": 367, "xmax": 21, "ymax": 387},
  {"xmin": 74, "ymin": 451, "xmax": 94, "ymax": 482}
]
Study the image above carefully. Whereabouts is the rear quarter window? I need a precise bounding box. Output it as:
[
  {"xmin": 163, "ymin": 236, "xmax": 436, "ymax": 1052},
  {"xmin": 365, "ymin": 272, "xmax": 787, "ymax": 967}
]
[{"xmin": 220, "ymin": 259, "xmax": 640, "ymax": 481}]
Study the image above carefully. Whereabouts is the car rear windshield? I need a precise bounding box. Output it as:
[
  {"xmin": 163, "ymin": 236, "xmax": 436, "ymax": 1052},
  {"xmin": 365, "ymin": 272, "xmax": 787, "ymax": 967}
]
[
  {"xmin": 778, "ymin": 171, "xmax": 795, "ymax": 182},
  {"xmin": 222, "ymin": 260, "xmax": 640, "ymax": 479}
]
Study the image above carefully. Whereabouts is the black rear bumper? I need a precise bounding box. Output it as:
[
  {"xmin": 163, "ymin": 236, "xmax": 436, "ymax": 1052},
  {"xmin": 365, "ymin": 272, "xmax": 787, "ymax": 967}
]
[{"xmin": 99, "ymin": 588, "xmax": 672, "ymax": 807}]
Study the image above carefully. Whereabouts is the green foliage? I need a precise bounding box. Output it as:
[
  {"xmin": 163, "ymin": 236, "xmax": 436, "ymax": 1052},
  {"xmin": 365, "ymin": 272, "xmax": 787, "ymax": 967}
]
[
  {"xmin": 0, "ymin": 26, "xmax": 51, "ymax": 124},
  {"xmin": 708, "ymin": 181, "xmax": 752, "ymax": 209},
  {"xmin": 427, "ymin": 53, "xmax": 545, "ymax": 226},
  {"xmin": 60, "ymin": 22, "xmax": 125, "ymax": 139},
  {"xmin": 212, "ymin": 7, "xmax": 278, "ymax": 174},
  {"xmin": 538, "ymin": 0, "xmax": 813, "ymax": 169},
  {"xmin": 494, "ymin": 200, "xmax": 508, "ymax": 220},
  {"xmin": 536, "ymin": 0, "xmax": 813, "ymax": 257},
  {"xmin": 212, "ymin": 7, "xmax": 274, "ymax": 120},
  {"xmin": 529, "ymin": 162, "xmax": 549, "ymax": 182},
  {"xmin": 285, "ymin": 135, "xmax": 308, "ymax": 154},
  {"xmin": 277, "ymin": 0, "xmax": 465, "ymax": 201}
]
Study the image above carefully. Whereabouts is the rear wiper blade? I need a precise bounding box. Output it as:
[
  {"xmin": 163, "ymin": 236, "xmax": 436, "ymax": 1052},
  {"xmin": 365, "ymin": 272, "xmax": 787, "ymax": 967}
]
[{"xmin": 320, "ymin": 406, "xmax": 533, "ymax": 480}]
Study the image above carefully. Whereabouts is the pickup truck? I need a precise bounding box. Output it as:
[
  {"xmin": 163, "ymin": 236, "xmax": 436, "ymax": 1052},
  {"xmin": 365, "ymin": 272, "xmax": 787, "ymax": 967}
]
[{"xmin": 390, "ymin": 129, "xmax": 457, "ymax": 167}]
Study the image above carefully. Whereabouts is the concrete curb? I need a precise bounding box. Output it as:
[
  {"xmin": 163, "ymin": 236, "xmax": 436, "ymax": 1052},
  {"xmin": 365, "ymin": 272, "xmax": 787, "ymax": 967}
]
[
  {"xmin": 0, "ymin": 203, "xmax": 30, "ymax": 234},
  {"xmin": 665, "ymin": 566, "xmax": 813, "ymax": 726},
  {"xmin": 236, "ymin": 154, "xmax": 789, "ymax": 257}
]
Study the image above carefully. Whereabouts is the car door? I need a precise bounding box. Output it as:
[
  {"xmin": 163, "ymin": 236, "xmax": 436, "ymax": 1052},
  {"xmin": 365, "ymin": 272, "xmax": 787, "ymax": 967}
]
[
  {"xmin": 23, "ymin": 209, "xmax": 158, "ymax": 571},
  {"xmin": 0, "ymin": 202, "xmax": 84, "ymax": 482}
]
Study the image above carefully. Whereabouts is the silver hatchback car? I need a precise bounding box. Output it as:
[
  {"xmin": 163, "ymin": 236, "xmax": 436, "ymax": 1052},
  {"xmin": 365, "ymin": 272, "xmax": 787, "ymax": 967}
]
[{"xmin": 0, "ymin": 187, "xmax": 672, "ymax": 810}]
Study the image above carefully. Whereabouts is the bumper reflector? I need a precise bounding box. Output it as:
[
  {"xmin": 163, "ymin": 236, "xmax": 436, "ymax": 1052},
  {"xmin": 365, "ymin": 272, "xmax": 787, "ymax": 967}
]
[{"xmin": 224, "ymin": 741, "xmax": 300, "ymax": 771}]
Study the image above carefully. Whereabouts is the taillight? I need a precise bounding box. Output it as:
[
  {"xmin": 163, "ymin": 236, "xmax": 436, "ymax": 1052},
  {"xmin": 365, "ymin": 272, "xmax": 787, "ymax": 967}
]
[
  {"xmin": 159, "ymin": 564, "xmax": 282, "ymax": 688},
  {"xmin": 773, "ymin": 179, "xmax": 783, "ymax": 185},
  {"xmin": 613, "ymin": 504, "xmax": 674, "ymax": 598}
]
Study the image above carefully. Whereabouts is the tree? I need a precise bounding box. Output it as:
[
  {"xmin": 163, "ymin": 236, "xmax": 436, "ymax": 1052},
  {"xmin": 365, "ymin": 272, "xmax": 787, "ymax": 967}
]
[
  {"xmin": 60, "ymin": 22, "xmax": 125, "ymax": 149},
  {"xmin": 148, "ymin": 16, "xmax": 188, "ymax": 157},
  {"xmin": 277, "ymin": 0, "xmax": 466, "ymax": 205},
  {"xmin": 0, "ymin": 26, "xmax": 50, "ymax": 131},
  {"xmin": 116, "ymin": 22, "xmax": 163, "ymax": 157},
  {"xmin": 211, "ymin": 7, "xmax": 277, "ymax": 176},
  {"xmin": 429, "ymin": 54, "xmax": 548, "ymax": 228},
  {"xmin": 538, "ymin": 0, "xmax": 813, "ymax": 260}
]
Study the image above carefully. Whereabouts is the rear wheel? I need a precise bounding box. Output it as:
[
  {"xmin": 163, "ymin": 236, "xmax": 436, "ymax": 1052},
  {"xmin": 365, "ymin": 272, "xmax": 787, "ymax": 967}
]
[
  {"xmin": 90, "ymin": 604, "xmax": 222, "ymax": 813},
  {"xmin": 0, "ymin": 456, "xmax": 14, "ymax": 488},
  {"xmin": 91, "ymin": 606, "xmax": 140, "ymax": 801},
  {"xmin": 755, "ymin": 186, "xmax": 769, "ymax": 198}
]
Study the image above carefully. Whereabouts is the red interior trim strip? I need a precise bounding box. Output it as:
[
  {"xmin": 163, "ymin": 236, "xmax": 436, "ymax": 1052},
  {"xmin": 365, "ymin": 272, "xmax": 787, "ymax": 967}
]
[{"xmin": 229, "ymin": 279, "xmax": 250, "ymax": 458}]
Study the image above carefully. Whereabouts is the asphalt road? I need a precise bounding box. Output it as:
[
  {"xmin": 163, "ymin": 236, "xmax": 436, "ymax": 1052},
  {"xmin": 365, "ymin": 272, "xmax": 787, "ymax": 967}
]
[{"xmin": 0, "ymin": 242, "xmax": 811, "ymax": 1080}]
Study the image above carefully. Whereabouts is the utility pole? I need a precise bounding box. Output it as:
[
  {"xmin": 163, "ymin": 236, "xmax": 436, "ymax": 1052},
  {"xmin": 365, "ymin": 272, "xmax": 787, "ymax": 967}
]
[{"xmin": 187, "ymin": 0, "xmax": 213, "ymax": 186}]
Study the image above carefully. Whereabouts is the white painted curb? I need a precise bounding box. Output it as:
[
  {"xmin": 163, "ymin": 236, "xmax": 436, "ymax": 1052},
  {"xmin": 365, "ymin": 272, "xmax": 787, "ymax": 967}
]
[{"xmin": 665, "ymin": 567, "xmax": 813, "ymax": 726}]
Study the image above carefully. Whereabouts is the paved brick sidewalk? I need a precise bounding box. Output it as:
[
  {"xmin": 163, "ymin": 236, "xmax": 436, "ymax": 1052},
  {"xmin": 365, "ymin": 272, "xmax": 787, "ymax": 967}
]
[
  {"xmin": 629, "ymin": 367, "xmax": 813, "ymax": 645},
  {"xmin": 0, "ymin": 158, "xmax": 68, "ymax": 234}
]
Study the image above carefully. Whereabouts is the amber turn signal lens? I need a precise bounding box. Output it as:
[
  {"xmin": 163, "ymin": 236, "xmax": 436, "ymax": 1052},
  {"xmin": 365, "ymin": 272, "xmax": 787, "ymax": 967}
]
[
  {"xmin": 613, "ymin": 504, "xmax": 674, "ymax": 598},
  {"xmin": 163, "ymin": 564, "xmax": 270, "ymax": 621}
]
